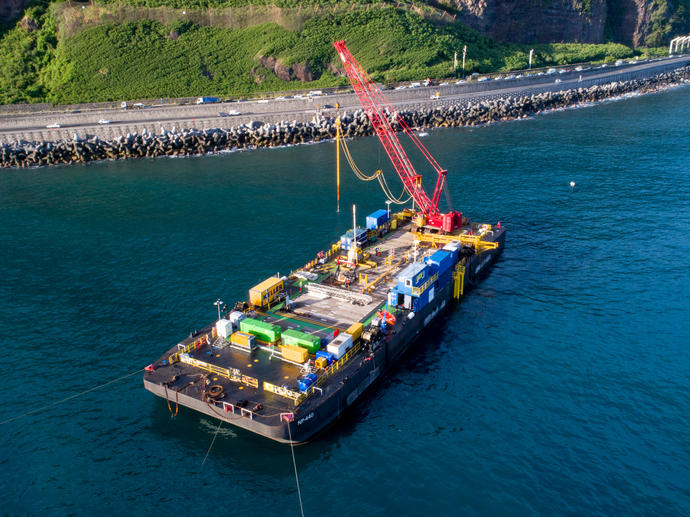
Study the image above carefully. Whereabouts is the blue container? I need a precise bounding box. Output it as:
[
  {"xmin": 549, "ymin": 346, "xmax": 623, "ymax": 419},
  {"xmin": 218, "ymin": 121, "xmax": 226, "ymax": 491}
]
[
  {"xmin": 340, "ymin": 228, "xmax": 368, "ymax": 250},
  {"xmin": 427, "ymin": 249, "xmax": 455, "ymax": 275},
  {"xmin": 316, "ymin": 350, "xmax": 335, "ymax": 364},
  {"xmin": 438, "ymin": 269, "xmax": 453, "ymax": 289},
  {"xmin": 366, "ymin": 209, "xmax": 390, "ymax": 230}
]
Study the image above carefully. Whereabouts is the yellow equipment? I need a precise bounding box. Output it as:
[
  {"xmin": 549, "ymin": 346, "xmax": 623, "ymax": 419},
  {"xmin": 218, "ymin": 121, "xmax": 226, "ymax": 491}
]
[
  {"xmin": 346, "ymin": 322, "xmax": 364, "ymax": 341},
  {"xmin": 281, "ymin": 344, "xmax": 308, "ymax": 363},
  {"xmin": 249, "ymin": 276, "xmax": 284, "ymax": 308}
]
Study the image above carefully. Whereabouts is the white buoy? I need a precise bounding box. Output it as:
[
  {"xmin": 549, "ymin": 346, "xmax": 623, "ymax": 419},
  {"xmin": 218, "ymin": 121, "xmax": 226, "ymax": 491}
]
[{"xmin": 569, "ymin": 181, "xmax": 576, "ymax": 188}]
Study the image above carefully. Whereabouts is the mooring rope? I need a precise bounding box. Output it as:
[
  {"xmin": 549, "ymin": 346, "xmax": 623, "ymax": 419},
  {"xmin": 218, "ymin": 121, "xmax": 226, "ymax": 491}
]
[
  {"xmin": 201, "ymin": 419, "xmax": 223, "ymax": 466},
  {"xmin": 287, "ymin": 422, "xmax": 305, "ymax": 517},
  {"xmin": 0, "ymin": 367, "xmax": 145, "ymax": 425}
]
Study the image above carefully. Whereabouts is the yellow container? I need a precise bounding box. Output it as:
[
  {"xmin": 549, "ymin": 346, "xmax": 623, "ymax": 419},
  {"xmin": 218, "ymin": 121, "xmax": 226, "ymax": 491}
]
[
  {"xmin": 315, "ymin": 356, "xmax": 328, "ymax": 368},
  {"xmin": 281, "ymin": 344, "xmax": 308, "ymax": 363},
  {"xmin": 231, "ymin": 331, "xmax": 253, "ymax": 348},
  {"xmin": 249, "ymin": 276, "xmax": 284, "ymax": 308},
  {"xmin": 390, "ymin": 219, "xmax": 398, "ymax": 230},
  {"xmin": 346, "ymin": 322, "xmax": 364, "ymax": 342}
]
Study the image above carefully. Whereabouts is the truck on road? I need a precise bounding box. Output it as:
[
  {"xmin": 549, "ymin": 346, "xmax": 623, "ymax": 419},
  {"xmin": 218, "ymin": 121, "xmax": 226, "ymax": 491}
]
[{"xmin": 196, "ymin": 96, "xmax": 220, "ymax": 104}]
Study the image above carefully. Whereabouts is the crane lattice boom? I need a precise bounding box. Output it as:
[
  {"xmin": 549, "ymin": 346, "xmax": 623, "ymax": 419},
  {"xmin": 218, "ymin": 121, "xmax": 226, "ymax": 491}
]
[{"xmin": 334, "ymin": 40, "xmax": 462, "ymax": 232}]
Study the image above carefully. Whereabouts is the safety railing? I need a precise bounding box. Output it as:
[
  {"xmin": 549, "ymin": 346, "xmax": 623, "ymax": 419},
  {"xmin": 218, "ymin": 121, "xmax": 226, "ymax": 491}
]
[{"xmin": 264, "ymin": 381, "xmax": 303, "ymax": 406}]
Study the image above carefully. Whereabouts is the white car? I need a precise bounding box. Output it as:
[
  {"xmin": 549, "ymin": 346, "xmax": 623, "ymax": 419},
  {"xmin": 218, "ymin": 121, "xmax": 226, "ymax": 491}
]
[
  {"xmin": 455, "ymin": 80, "xmax": 466, "ymax": 84},
  {"xmin": 477, "ymin": 77, "xmax": 488, "ymax": 82},
  {"xmin": 409, "ymin": 82, "xmax": 421, "ymax": 88},
  {"xmin": 575, "ymin": 66, "xmax": 584, "ymax": 72},
  {"xmin": 98, "ymin": 119, "xmax": 111, "ymax": 125},
  {"xmin": 439, "ymin": 82, "xmax": 449, "ymax": 86},
  {"xmin": 46, "ymin": 123, "xmax": 61, "ymax": 128},
  {"xmin": 395, "ymin": 85, "xmax": 406, "ymax": 90},
  {"xmin": 554, "ymin": 78, "xmax": 562, "ymax": 83}
]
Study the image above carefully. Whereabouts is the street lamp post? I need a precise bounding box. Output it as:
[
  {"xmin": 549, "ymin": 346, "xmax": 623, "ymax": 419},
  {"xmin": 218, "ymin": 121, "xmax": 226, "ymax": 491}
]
[
  {"xmin": 386, "ymin": 200, "xmax": 392, "ymax": 219},
  {"xmin": 214, "ymin": 299, "xmax": 223, "ymax": 321},
  {"xmin": 529, "ymin": 49, "xmax": 534, "ymax": 69}
]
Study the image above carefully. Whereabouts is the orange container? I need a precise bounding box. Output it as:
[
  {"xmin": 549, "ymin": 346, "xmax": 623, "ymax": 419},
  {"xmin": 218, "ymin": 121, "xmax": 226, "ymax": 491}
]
[
  {"xmin": 231, "ymin": 331, "xmax": 255, "ymax": 349},
  {"xmin": 281, "ymin": 344, "xmax": 308, "ymax": 363}
]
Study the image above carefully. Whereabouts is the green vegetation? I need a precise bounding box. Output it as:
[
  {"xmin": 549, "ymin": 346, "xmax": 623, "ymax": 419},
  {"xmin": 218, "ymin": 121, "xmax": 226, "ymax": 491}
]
[
  {"xmin": 646, "ymin": 0, "xmax": 690, "ymax": 46},
  {"xmin": 0, "ymin": 2, "xmax": 673, "ymax": 105},
  {"xmin": 0, "ymin": 1, "xmax": 56, "ymax": 104}
]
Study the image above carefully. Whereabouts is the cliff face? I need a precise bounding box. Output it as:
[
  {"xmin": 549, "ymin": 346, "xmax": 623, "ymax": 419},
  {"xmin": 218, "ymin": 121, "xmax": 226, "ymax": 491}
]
[
  {"xmin": 0, "ymin": 0, "xmax": 29, "ymax": 23},
  {"xmin": 449, "ymin": 0, "xmax": 608, "ymax": 43},
  {"xmin": 445, "ymin": 0, "xmax": 689, "ymax": 46}
]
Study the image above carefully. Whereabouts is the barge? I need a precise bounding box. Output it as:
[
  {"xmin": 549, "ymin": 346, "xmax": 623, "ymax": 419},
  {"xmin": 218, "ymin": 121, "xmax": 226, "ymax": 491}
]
[
  {"xmin": 143, "ymin": 41, "xmax": 506, "ymax": 443},
  {"xmin": 143, "ymin": 212, "xmax": 505, "ymax": 443}
]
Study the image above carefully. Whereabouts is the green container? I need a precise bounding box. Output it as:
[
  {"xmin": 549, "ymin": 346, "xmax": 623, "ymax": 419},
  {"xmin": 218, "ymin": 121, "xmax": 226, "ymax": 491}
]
[
  {"xmin": 282, "ymin": 328, "xmax": 321, "ymax": 353},
  {"xmin": 240, "ymin": 318, "xmax": 282, "ymax": 343}
]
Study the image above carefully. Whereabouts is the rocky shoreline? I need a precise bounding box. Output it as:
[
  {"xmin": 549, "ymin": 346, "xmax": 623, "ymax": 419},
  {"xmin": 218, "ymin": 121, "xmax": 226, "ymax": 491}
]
[{"xmin": 2, "ymin": 66, "xmax": 689, "ymax": 169}]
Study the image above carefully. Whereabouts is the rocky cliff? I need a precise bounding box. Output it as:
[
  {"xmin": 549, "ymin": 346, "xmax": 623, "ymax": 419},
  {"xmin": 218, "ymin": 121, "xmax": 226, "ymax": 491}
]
[
  {"xmin": 444, "ymin": 0, "xmax": 689, "ymax": 46},
  {"xmin": 448, "ymin": 0, "xmax": 607, "ymax": 43},
  {"xmin": 0, "ymin": 0, "xmax": 29, "ymax": 23}
]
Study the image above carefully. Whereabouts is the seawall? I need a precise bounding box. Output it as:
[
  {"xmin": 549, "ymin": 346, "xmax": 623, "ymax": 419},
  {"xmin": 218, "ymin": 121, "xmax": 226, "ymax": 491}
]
[{"xmin": 2, "ymin": 66, "xmax": 689, "ymax": 168}]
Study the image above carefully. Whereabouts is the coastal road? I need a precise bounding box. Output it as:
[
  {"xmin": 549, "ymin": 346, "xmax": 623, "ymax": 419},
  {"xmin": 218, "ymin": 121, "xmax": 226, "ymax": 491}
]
[{"xmin": 1, "ymin": 56, "xmax": 689, "ymax": 143}]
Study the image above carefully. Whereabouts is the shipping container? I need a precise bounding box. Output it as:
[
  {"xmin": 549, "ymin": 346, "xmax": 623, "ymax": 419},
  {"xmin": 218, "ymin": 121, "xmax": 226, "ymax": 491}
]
[
  {"xmin": 315, "ymin": 357, "xmax": 328, "ymax": 368},
  {"xmin": 442, "ymin": 241, "xmax": 462, "ymax": 261},
  {"xmin": 346, "ymin": 322, "xmax": 364, "ymax": 341},
  {"xmin": 366, "ymin": 209, "xmax": 390, "ymax": 230},
  {"xmin": 282, "ymin": 329, "xmax": 321, "ymax": 353},
  {"xmin": 239, "ymin": 318, "xmax": 282, "ymax": 343},
  {"xmin": 216, "ymin": 319, "xmax": 233, "ymax": 339},
  {"xmin": 230, "ymin": 331, "xmax": 257, "ymax": 350},
  {"xmin": 340, "ymin": 228, "xmax": 368, "ymax": 250},
  {"xmin": 327, "ymin": 333, "xmax": 353, "ymax": 359},
  {"xmin": 396, "ymin": 262, "xmax": 430, "ymax": 294},
  {"xmin": 249, "ymin": 277, "xmax": 284, "ymax": 308},
  {"xmin": 426, "ymin": 249, "xmax": 455, "ymax": 275},
  {"xmin": 229, "ymin": 311, "xmax": 245, "ymax": 328},
  {"xmin": 280, "ymin": 344, "xmax": 308, "ymax": 363}
]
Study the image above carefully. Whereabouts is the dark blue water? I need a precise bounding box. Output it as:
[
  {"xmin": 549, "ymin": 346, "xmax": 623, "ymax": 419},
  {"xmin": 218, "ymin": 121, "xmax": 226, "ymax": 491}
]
[{"xmin": 2, "ymin": 86, "xmax": 689, "ymax": 516}]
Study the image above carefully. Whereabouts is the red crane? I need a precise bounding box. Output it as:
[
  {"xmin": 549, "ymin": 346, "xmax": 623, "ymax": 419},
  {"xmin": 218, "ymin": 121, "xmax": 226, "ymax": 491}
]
[{"xmin": 333, "ymin": 40, "xmax": 462, "ymax": 233}]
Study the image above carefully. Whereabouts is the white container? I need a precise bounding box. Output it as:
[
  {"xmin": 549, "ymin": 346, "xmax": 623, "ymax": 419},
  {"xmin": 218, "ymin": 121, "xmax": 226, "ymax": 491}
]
[
  {"xmin": 327, "ymin": 333, "xmax": 353, "ymax": 360},
  {"xmin": 216, "ymin": 319, "xmax": 234, "ymax": 339},
  {"xmin": 229, "ymin": 311, "xmax": 246, "ymax": 328}
]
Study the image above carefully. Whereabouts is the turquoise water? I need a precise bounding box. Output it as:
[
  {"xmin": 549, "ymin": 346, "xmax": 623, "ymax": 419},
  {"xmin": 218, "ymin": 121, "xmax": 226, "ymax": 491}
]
[{"xmin": 1, "ymin": 86, "xmax": 689, "ymax": 515}]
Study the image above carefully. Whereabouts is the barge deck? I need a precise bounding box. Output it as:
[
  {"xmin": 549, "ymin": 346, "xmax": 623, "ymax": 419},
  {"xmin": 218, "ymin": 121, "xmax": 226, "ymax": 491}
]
[{"xmin": 144, "ymin": 213, "xmax": 505, "ymax": 442}]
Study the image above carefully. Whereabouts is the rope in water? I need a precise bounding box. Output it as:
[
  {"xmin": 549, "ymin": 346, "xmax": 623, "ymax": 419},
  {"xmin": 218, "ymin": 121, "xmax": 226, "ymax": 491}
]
[
  {"xmin": 201, "ymin": 419, "xmax": 223, "ymax": 466},
  {"xmin": 0, "ymin": 367, "xmax": 145, "ymax": 425},
  {"xmin": 287, "ymin": 422, "xmax": 305, "ymax": 517}
]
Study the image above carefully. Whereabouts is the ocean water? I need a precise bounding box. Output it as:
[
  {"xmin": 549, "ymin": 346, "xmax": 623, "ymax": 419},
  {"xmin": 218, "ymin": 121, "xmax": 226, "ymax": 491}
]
[{"xmin": 1, "ymin": 85, "xmax": 689, "ymax": 516}]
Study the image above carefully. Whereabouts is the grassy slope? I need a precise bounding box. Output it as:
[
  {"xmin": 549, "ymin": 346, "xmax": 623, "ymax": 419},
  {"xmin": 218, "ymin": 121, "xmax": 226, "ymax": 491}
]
[{"xmin": 0, "ymin": 2, "xmax": 665, "ymax": 105}]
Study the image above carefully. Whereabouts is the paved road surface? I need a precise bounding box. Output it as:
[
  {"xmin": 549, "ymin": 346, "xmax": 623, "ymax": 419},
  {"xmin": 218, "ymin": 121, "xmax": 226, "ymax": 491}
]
[{"xmin": 1, "ymin": 56, "xmax": 688, "ymax": 143}]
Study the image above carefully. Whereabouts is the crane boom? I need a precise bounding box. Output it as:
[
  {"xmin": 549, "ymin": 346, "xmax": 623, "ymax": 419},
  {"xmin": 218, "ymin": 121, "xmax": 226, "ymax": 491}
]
[{"xmin": 334, "ymin": 40, "xmax": 462, "ymax": 232}]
